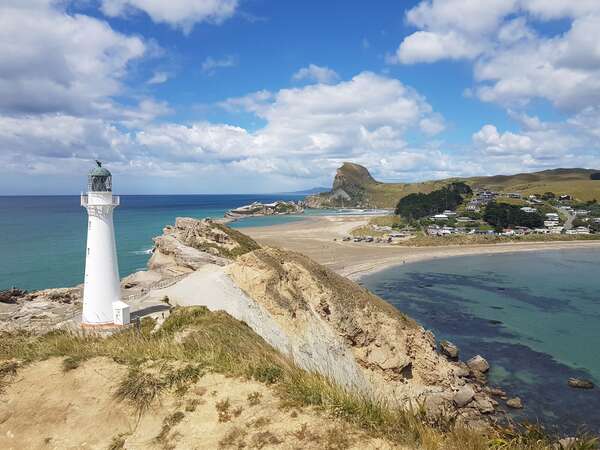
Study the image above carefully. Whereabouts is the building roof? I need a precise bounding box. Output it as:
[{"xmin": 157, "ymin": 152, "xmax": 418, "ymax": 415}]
[{"xmin": 89, "ymin": 161, "xmax": 111, "ymax": 177}]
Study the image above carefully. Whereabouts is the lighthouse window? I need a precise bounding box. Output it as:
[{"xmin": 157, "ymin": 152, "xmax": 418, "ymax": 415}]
[{"xmin": 87, "ymin": 248, "xmax": 90, "ymax": 255}]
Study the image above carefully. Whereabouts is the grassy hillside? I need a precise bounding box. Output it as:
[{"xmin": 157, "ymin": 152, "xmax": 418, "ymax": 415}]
[
  {"xmin": 308, "ymin": 164, "xmax": 600, "ymax": 208},
  {"xmin": 469, "ymin": 169, "xmax": 600, "ymax": 201},
  {"xmin": 1, "ymin": 306, "xmax": 590, "ymax": 449}
]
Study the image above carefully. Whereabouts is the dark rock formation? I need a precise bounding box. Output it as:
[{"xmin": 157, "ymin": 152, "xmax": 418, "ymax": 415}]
[
  {"xmin": 0, "ymin": 288, "xmax": 27, "ymax": 304},
  {"xmin": 568, "ymin": 378, "xmax": 594, "ymax": 389},
  {"xmin": 225, "ymin": 201, "xmax": 304, "ymax": 219}
]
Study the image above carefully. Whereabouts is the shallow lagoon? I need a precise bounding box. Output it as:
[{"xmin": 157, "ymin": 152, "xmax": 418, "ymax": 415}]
[{"xmin": 362, "ymin": 249, "xmax": 600, "ymax": 434}]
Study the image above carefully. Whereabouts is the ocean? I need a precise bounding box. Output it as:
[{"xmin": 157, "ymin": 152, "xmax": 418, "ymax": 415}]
[
  {"xmin": 0, "ymin": 194, "xmax": 318, "ymax": 291},
  {"xmin": 362, "ymin": 250, "xmax": 600, "ymax": 434}
]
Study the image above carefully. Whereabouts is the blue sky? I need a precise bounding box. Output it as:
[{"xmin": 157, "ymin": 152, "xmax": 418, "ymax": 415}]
[{"xmin": 1, "ymin": 0, "xmax": 600, "ymax": 194}]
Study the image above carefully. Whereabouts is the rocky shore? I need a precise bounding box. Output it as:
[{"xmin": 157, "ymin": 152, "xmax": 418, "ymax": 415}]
[
  {"xmin": 136, "ymin": 218, "xmax": 504, "ymax": 426},
  {"xmin": 225, "ymin": 200, "xmax": 304, "ymax": 219},
  {"xmin": 0, "ymin": 217, "xmax": 509, "ymax": 429}
]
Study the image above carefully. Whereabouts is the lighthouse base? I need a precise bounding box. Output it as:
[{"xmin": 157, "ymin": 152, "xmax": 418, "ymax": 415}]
[{"xmin": 80, "ymin": 321, "xmax": 127, "ymax": 330}]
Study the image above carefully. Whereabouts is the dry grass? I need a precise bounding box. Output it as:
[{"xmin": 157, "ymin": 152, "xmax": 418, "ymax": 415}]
[
  {"xmin": 219, "ymin": 426, "xmax": 248, "ymax": 449},
  {"xmin": 247, "ymin": 391, "xmax": 262, "ymax": 406},
  {"xmin": 0, "ymin": 307, "xmax": 596, "ymax": 450},
  {"xmin": 62, "ymin": 355, "xmax": 83, "ymax": 372}
]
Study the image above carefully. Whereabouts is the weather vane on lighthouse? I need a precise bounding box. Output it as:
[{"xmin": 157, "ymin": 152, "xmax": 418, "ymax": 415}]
[{"xmin": 81, "ymin": 161, "xmax": 130, "ymax": 328}]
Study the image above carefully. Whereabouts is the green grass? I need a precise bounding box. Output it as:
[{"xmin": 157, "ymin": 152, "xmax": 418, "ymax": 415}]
[
  {"xmin": 0, "ymin": 307, "xmax": 597, "ymax": 450},
  {"xmin": 313, "ymin": 164, "xmax": 600, "ymax": 208},
  {"xmin": 394, "ymin": 233, "xmax": 600, "ymax": 247}
]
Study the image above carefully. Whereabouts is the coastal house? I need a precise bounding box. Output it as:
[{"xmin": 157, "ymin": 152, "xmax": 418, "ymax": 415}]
[
  {"xmin": 506, "ymin": 193, "xmax": 522, "ymax": 199},
  {"xmin": 433, "ymin": 214, "xmax": 449, "ymax": 221},
  {"xmin": 545, "ymin": 213, "xmax": 560, "ymax": 221},
  {"xmin": 456, "ymin": 216, "xmax": 476, "ymax": 223},
  {"xmin": 533, "ymin": 228, "xmax": 550, "ymax": 234},
  {"xmin": 544, "ymin": 220, "xmax": 560, "ymax": 228},
  {"xmin": 559, "ymin": 194, "xmax": 572, "ymax": 201},
  {"xmin": 520, "ymin": 207, "xmax": 538, "ymax": 213},
  {"xmin": 442, "ymin": 210, "xmax": 457, "ymax": 217},
  {"xmin": 549, "ymin": 226, "xmax": 564, "ymax": 234},
  {"xmin": 575, "ymin": 210, "xmax": 590, "ymax": 216}
]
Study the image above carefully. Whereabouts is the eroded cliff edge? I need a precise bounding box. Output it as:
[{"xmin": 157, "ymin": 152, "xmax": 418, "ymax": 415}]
[{"xmin": 149, "ymin": 217, "xmax": 498, "ymax": 426}]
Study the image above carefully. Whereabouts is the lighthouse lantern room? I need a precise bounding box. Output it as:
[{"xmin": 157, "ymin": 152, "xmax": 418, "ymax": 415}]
[{"xmin": 81, "ymin": 161, "xmax": 127, "ymax": 327}]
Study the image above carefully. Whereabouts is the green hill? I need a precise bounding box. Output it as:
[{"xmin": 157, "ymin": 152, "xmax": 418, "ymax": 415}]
[{"xmin": 305, "ymin": 164, "xmax": 600, "ymax": 209}]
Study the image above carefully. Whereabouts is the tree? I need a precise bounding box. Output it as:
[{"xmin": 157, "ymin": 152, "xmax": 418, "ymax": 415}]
[
  {"xmin": 541, "ymin": 192, "xmax": 556, "ymax": 200},
  {"xmin": 395, "ymin": 182, "xmax": 472, "ymax": 219},
  {"xmin": 483, "ymin": 202, "xmax": 543, "ymax": 229}
]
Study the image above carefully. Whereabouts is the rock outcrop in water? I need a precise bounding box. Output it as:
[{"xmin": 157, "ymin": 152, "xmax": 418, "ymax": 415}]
[{"xmin": 225, "ymin": 201, "xmax": 304, "ymax": 219}]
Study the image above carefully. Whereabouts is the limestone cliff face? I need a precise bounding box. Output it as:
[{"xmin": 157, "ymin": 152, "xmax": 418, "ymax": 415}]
[
  {"xmin": 226, "ymin": 247, "xmax": 496, "ymax": 423},
  {"xmin": 305, "ymin": 162, "xmax": 378, "ymax": 208},
  {"xmin": 149, "ymin": 217, "xmax": 260, "ymax": 272},
  {"xmin": 148, "ymin": 218, "xmax": 496, "ymax": 424}
]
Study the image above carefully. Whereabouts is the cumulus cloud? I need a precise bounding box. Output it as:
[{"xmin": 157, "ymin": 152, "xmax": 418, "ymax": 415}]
[
  {"xmin": 147, "ymin": 71, "xmax": 170, "ymax": 84},
  {"xmin": 100, "ymin": 0, "xmax": 238, "ymax": 33},
  {"xmin": 472, "ymin": 112, "xmax": 600, "ymax": 172},
  {"xmin": 0, "ymin": 1, "xmax": 146, "ymax": 117},
  {"xmin": 0, "ymin": 72, "xmax": 453, "ymax": 188},
  {"xmin": 393, "ymin": 0, "xmax": 600, "ymax": 111},
  {"xmin": 292, "ymin": 64, "xmax": 340, "ymax": 84},
  {"xmin": 200, "ymin": 55, "xmax": 237, "ymax": 75}
]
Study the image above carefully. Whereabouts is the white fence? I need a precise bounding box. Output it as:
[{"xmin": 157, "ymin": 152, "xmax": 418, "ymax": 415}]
[{"xmin": 124, "ymin": 273, "xmax": 189, "ymax": 302}]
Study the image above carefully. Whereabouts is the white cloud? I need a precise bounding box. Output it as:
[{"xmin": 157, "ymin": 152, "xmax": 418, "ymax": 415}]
[
  {"xmin": 472, "ymin": 112, "xmax": 600, "ymax": 172},
  {"xmin": 100, "ymin": 0, "xmax": 238, "ymax": 33},
  {"xmin": 147, "ymin": 71, "xmax": 170, "ymax": 84},
  {"xmin": 0, "ymin": 1, "xmax": 146, "ymax": 116},
  {"xmin": 395, "ymin": 30, "xmax": 483, "ymax": 63},
  {"xmin": 392, "ymin": 0, "xmax": 600, "ymax": 112},
  {"xmin": 0, "ymin": 72, "xmax": 452, "ymax": 189},
  {"xmin": 200, "ymin": 55, "xmax": 237, "ymax": 75},
  {"xmin": 292, "ymin": 64, "xmax": 340, "ymax": 84}
]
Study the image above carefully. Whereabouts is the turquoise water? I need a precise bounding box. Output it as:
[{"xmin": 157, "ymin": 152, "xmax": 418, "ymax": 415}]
[
  {"xmin": 362, "ymin": 250, "xmax": 600, "ymax": 433},
  {"xmin": 0, "ymin": 195, "xmax": 332, "ymax": 291}
]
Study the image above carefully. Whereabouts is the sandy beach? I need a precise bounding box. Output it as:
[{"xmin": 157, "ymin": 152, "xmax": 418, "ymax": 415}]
[{"xmin": 243, "ymin": 215, "xmax": 600, "ymax": 280}]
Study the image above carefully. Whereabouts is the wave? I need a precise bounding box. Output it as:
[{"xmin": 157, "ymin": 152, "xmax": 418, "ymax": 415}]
[{"xmin": 131, "ymin": 248, "xmax": 153, "ymax": 255}]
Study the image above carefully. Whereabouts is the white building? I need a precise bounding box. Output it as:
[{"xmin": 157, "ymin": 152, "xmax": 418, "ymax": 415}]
[
  {"xmin": 545, "ymin": 213, "xmax": 560, "ymax": 221},
  {"xmin": 520, "ymin": 207, "xmax": 538, "ymax": 213},
  {"xmin": 81, "ymin": 162, "xmax": 129, "ymax": 327}
]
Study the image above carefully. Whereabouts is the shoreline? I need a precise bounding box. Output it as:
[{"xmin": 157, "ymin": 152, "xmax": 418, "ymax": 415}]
[{"xmin": 242, "ymin": 215, "xmax": 600, "ymax": 281}]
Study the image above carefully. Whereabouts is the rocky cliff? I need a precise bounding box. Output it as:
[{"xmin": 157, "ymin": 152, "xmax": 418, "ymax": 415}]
[
  {"xmin": 149, "ymin": 217, "xmax": 260, "ymax": 272},
  {"xmin": 305, "ymin": 162, "xmax": 378, "ymax": 208},
  {"xmin": 227, "ymin": 247, "xmax": 496, "ymax": 424},
  {"xmin": 149, "ymin": 218, "xmax": 497, "ymax": 425},
  {"xmin": 225, "ymin": 201, "xmax": 304, "ymax": 219},
  {"xmin": 306, "ymin": 162, "xmax": 600, "ymax": 208}
]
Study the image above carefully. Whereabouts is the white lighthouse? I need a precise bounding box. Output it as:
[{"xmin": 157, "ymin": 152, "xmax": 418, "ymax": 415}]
[{"xmin": 81, "ymin": 161, "xmax": 127, "ymax": 327}]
